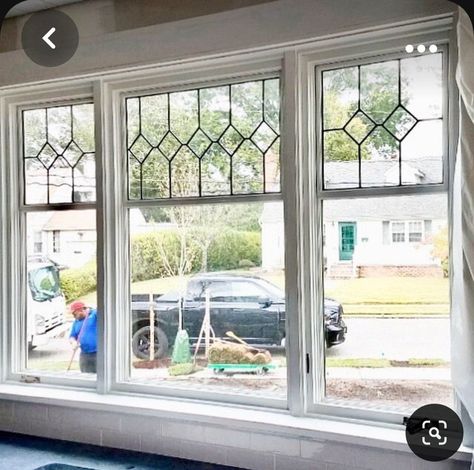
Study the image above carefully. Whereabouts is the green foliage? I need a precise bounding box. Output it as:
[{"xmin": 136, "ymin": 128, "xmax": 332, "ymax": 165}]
[
  {"xmin": 207, "ymin": 230, "xmax": 261, "ymax": 271},
  {"xmin": 60, "ymin": 260, "xmax": 97, "ymax": 302},
  {"xmin": 168, "ymin": 363, "xmax": 200, "ymax": 376},
  {"xmin": 432, "ymin": 226, "xmax": 449, "ymax": 277},
  {"xmin": 131, "ymin": 229, "xmax": 261, "ymax": 283},
  {"xmin": 130, "ymin": 230, "xmax": 200, "ymax": 282}
]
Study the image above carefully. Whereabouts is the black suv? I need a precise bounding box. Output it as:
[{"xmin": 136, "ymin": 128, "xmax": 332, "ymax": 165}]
[{"xmin": 131, "ymin": 273, "xmax": 347, "ymax": 359}]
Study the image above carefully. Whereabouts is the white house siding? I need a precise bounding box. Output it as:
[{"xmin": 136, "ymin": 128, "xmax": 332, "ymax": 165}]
[{"xmin": 261, "ymin": 202, "xmax": 285, "ymax": 270}]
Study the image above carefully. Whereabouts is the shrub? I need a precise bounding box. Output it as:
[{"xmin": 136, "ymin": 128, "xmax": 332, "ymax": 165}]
[
  {"xmin": 207, "ymin": 230, "xmax": 261, "ymax": 271},
  {"xmin": 238, "ymin": 259, "xmax": 256, "ymax": 269},
  {"xmin": 60, "ymin": 260, "xmax": 97, "ymax": 302}
]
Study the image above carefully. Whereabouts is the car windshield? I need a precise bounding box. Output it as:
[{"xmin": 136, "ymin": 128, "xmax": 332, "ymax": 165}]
[{"xmin": 28, "ymin": 266, "xmax": 62, "ymax": 301}]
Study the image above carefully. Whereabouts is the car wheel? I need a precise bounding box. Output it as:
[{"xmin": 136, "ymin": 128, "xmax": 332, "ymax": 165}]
[{"xmin": 132, "ymin": 325, "xmax": 168, "ymax": 360}]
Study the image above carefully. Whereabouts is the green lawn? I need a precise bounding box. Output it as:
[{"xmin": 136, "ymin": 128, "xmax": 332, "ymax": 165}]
[{"xmin": 79, "ymin": 272, "xmax": 449, "ymax": 316}]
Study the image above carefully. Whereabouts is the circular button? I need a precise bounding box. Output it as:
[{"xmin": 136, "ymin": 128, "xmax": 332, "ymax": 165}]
[
  {"xmin": 21, "ymin": 10, "xmax": 79, "ymax": 67},
  {"xmin": 405, "ymin": 404, "xmax": 464, "ymax": 462}
]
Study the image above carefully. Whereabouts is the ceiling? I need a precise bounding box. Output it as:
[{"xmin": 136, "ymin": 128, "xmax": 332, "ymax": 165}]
[{"xmin": 6, "ymin": 0, "xmax": 85, "ymax": 17}]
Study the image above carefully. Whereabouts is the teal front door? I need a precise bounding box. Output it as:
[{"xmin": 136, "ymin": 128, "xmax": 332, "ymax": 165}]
[{"xmin": 339, "ymin": 222, "xmax": 356, "ymax": 261}]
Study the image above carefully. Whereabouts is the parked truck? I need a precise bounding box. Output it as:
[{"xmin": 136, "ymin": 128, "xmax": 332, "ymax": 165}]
[{"xmin": 27, "ymin": 257, "xmax": 68, "ymax": 349}]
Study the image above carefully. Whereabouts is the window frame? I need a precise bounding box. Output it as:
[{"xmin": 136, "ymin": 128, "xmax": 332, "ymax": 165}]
[
  {"xmin": 390, "ymin": 220, "xmax": 425, "ymax": 244},
  {"xmin": 1, "ymin": 85, "xmax": 99, "ymax": 388},
  {"xmin": 98, "ymin": 59, "xmax": 292, "ymax": 409},
  {"xmin": 0, "ymin": 15, "xmax": 458, "ymax": 428},
  {"xmin": 295, "ymin": 28, "xmax": 456, "ymax": 424}
]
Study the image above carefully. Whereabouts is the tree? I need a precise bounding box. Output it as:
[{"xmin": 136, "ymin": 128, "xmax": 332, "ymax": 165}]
[{"xmin": 432, "ymin": 226, "xmax": 449, "ymax": 277}]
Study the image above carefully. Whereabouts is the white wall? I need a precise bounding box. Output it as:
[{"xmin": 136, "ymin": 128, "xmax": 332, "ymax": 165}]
[{"xmin": 0, "ymin": 0, "xmax": 455, "ymax": 88}]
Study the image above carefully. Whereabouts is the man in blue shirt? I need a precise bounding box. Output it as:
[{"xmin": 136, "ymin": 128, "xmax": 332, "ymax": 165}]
[{"xmin": 69, "ymin": 301, "xmax": 97, "ymax": 373}]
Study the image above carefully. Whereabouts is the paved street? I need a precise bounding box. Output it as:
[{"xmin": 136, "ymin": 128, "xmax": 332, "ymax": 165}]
[
  {"xmin": 326, "ymin": 317, "xmax": 450, "ymax": 360},
  {"xmin": 29, "ymin": 317, "xmax": 450, "ymax": 368}
]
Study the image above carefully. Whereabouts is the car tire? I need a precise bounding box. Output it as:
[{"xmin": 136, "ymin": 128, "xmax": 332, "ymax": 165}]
[{"xmin": 132, "ymin": 325, "xmax": 168, "ymax": 360}]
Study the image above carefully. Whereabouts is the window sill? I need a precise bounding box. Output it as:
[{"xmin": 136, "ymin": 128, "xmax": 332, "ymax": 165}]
[{"xmin": 0, "ymin": 383, "xmax": 471, "ymax": 463}]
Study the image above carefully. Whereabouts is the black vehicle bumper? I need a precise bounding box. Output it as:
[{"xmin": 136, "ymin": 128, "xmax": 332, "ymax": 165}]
[{"xmin": 326, "ymin": 320, "xmax": 347, "ymax": 347}]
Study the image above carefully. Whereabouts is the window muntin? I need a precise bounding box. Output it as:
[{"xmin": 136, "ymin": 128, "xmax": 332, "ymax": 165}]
[
  {"xmin": 22, "ymin": 103, "xmax": 96, "ymax": 205},
  {"xmin": 126, "ymin": 78, "xmax": 281, "ymax": 200},
  {"xmin": 322, "ymin": 53, "xmax": 444, "ymax": 190}
]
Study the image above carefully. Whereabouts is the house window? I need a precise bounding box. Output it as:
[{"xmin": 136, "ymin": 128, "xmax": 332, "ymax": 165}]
[
  {"xmin": 52, "ymin": 230, "xmax": 60, "ymax": 253},
  {"xmin": 33, "ymin": 231, "xmax": 43, "ymax": 254},
  {"xmin": 19, "ymin": 100, "xmax": 97, "ymax": 382},
  {"xmin": 124, "ymin": 76, "xmax": 286, "ymax": 404},
  {"xmin": 408, "ymin": 221, "xmax": 423, "ymax": 242},
  {"xmin": 391, "ymin": 222, "xmax": 406, "ymax": 243},
  {"xmin": 316, "ymin": 46, "xmax": 450, "ymax": 418},
  {"xmin": 390, "ymin": 220, "xmax": 425, "ymax": 243}
]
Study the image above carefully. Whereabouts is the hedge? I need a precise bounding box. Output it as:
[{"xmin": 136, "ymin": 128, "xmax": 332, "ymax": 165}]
[
  {"xmin": 60, "ymin": 260, "xmax": 97, "ymax": 302},
  {"xmin": 60, "ymin": 229, "xmax": 262, "ymax": 300}
]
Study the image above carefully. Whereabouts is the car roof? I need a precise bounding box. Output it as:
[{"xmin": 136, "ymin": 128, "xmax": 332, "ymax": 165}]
[{"xmin": 190, "ymin": 272, "xmax": 263, "ymax": 282}]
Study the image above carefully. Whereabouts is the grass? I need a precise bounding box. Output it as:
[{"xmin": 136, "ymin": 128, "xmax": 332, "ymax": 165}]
[
  {"xmin": 324, "ymin": 277, "xmax": 449, "ymax": 305},
  {"xmin": 79, "ymin": 271, "xmax": 449, "ymax": 316},
  {"xmin": 326, "ymin": 358, "xmax": 449, "ymax": 368}
]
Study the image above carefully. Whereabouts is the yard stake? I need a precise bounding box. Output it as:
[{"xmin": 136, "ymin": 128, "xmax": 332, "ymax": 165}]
[{"xmin": 149, "ymin": 293, "xmax": 155, "ymax": 361}]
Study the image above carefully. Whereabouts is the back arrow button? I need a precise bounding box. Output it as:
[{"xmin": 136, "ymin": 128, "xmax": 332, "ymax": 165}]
[{"xmin": 42, "ymin": 27, "xmax": 56, "ymax": 49}]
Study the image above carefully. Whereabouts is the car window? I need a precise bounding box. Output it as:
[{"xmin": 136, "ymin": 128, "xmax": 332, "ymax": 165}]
[
  {"xmin": 190, "ymin": 280, "xmax": 231, "ymax": 302},
  {"xmin": 229, "ymin": 281, "xmax": 267, "ymax": 302}
]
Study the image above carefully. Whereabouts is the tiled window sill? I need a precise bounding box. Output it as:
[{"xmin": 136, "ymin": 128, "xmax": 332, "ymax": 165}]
[{"xmin": 0, "ymin": 383, "xmax": 471, "ymax": 463}]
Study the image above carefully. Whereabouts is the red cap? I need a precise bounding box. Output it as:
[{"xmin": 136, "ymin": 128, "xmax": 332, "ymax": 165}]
[{"xmin": 70, "ymin": 301, "xmax": 86, "ymax": 313}]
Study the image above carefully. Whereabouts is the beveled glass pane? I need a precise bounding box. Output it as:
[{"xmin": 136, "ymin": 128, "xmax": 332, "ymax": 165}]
[
  {"xmin": 200, "ymin": 86, "xmax": 230, "ymax": 141},
  {"xmin": 201, "ymin": 143, "xmax": 231, "ymax": 196},
  {"xmin": 140, "ymin": 94, "xmax": 168, "ymax": 147},
  {"xmin": 23, "ymin": 103, "xmax": 95, "ymax": 205},
  {"xmin": 171, "ymin": 147, "xmax": 199, "ymax": 197},
  {"xmin": 402, "ymin": 53, "xmax": 443, "ymax": 120},
  {"xmin": 170, "ymin": 90, "xmax": 199, "ymax": 144},
  {"xmin": 323, "ymin": 67, "xmax": 358, "ymax": 130},
  {"xmin": 231, "ymin": 81, "xmax": 263, "ymax": 138},
  {"xmin": 232, "ymin": 140, "xmax": 264, "ymax": 194},
  {"xmin": 360, "ymin": 60, "xmax": 399, "ymax": 124},
  {"xmin": 323, "ymin": 130, "xmax": 359, "ymax": 189}
]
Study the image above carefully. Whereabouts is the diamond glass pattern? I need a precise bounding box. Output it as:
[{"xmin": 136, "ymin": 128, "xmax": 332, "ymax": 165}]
[
  {"xmin": 322, "ymin": 53, "xmax": 444, "ymax": 190},
  {"xmin": 23, "ymin": 103, "xmax": 95, "ymax": 205},
  {"xmin": 345, "ymin": 112, "xmax": 375, "ymax": 144},
  {"xmin": 126, "ymin": 78, "xmax": 281, "ymax": 200},
  {"xmin": 384, "ymin": 107, "xmax": 417, "ymax": 140}
]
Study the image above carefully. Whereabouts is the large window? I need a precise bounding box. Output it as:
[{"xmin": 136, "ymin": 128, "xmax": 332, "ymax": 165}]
[
  {"xmin": 1, "ymin": 23, "xmax": 454, "ymax": 425},
  {"xmin": 316, "ymin": 47, "xmax": 450, "ymax": 416},
  {"xmin": 123, "ymin": 77, "xmax": 286, "ymax": 404},
  {"xmin": 20, "ymin": 102, "xmax": 97, "ymax": 381}
]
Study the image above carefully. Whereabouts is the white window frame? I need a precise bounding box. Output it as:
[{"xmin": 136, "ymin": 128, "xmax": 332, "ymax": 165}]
[
  {"xmin": 390, "ymin": 220, "xmax": 425, "ymax": 244},
  {"xmin": 0, "ymin": 14, "xmax": 458, "ymax": 428},
  {"xmin": 295, "ymin": 25, "xmax": 456, "ymax": 424}
]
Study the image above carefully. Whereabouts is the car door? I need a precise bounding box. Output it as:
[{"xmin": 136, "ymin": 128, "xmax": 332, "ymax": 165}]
[
  {"xmin": 224, "ymin": 280, "xmax": 280, "ymax": 345},
  {"xmin": 182, "ymin": 280, "xmax": 233, "ymax": 342}
]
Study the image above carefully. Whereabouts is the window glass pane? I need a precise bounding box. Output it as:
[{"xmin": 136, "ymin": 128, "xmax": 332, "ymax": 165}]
[
  {"xmin": 126, "ymin": 78, "xmax": 281, "ymax": 200},
  {"xmin": 25, "ymin": 210, "xmax": 97, "ymax": 379},
  {"xmin": 23, "ymin": 104, "xmax": 96, "ymax": 205},
  {"xmin": 128, "ymin": 202, "xmax": 286, "ymax": 401},
  {"xmin": 321, "ymin": 53, "xmax": 444, "ymax": 189},
  {"xmin": 322, "ymin": 194, "xmax": 450, "ymax": 412}
]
